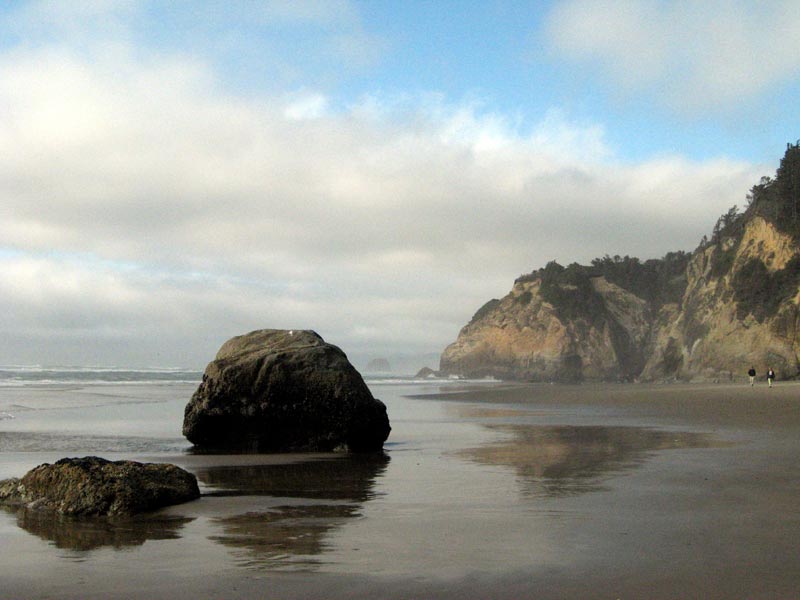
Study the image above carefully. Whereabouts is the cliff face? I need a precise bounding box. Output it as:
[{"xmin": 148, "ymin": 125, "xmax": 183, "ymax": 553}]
[
  {"xmin": 641, "ymin": 216, "xmax": 800, "ymax": 381},
  {"xmin": 440, "ymin": 143, "xmax": 800, "ymax": 382},
  {"xmin": 440, "ymin": 276, "xmax": 651, "ymax": 382},
  {"xmin": 441, "ymin": 215, "xmax": 800, "ymax": 382}
]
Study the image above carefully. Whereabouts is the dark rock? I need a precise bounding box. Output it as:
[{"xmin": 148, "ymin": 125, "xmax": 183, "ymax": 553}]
[
  {"xmin": 0, "ymin": 457, "xmax": 200, "ymax": 517},
  {"xmin": 414, "ymin": 366, "xmax": 439, "ymax": 378},
  {"xmin": 182, "ymin": 329, "xmax": 391, "ymax": 452}
]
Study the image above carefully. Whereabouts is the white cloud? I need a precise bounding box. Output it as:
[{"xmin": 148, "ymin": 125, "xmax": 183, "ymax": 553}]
[
  {"xmin": 284, "ymin": 92, "xmax": 330, "ymax": 120},
  {"xmin": 545, "ymin": 0, "xmax": 800, "ymax": 113},
  {"xmin": 0, "ymin": 32, "xmax": 765, "ymax": 368}
]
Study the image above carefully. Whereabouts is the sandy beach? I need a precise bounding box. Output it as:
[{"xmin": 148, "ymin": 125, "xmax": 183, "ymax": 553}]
[{"xmin": 2, "ymin": 379, "xmax": 800, "ymax": 599}]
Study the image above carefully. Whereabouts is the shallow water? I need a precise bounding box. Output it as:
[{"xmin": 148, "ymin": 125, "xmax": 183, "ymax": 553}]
[{"xmin": 1, "ymin": 377, "xmax": 799, "ymax": 599}]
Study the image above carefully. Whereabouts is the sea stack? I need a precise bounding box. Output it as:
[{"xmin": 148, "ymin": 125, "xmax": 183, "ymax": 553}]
[{"xmin": 182, "ymin": 329, "xmax": 391, "ymax": 452}]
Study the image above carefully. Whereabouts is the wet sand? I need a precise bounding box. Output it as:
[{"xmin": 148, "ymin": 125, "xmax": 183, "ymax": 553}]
[
  {"xmin": 3, "ymin": 381, "xmax": 800, "ymax": 599},
  {"xmin": 419, "ymin": 379, "xmax": 800, "ymax": 429}
]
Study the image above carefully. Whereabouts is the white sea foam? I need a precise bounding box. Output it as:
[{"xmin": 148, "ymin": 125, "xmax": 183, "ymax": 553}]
[
  {"xmin": 364, "ymin": 376, "xmax": 501, "ymax": 386},
  {"xmin": 0, "ymin": 366, "xmax": 497, "ymax": 387},
  {"xmin": 0, "ymin": 365, "xmax": 202, "ymax": 386}
]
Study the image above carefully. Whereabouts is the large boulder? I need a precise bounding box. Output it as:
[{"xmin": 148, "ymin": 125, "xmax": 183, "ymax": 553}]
[
  {"xmin": 0, "ymin": 457, "xmax": 200, "ymax": 516},
  {"xmin": 182, "ymin": 329, "xmax": 391, "ymax": 452}
]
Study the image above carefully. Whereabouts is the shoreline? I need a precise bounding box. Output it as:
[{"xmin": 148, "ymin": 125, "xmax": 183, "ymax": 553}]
[
  {"xmin": 411, "ymin": 379, "xmax": 800, "ymax": 429},
  {"xmin": 3, "ymin": 380, "xmax": 800, "ymax": 599}
]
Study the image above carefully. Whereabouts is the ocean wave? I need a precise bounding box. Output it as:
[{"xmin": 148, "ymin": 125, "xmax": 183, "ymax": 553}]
[
  {"xmin": 365, "ymin": 376, "xmax": 501, "ymax": 386},
  {"xmin": 0, "ymin": 431, "xmax": 189, "ymax": 454},
  {"xmin": 0, "ymin": 366, "xmax": 202, "ymax": 386},
  {"xmin": 0, "ymin": 364, "xmax": 195, "ymax": 373},
  {"xmin": 0, "ymin": 366, "xmax": 498, "ymax": 387},
  {"xmin": 0, "ymin": 379, "xmax": 201, "ymax": 388}
]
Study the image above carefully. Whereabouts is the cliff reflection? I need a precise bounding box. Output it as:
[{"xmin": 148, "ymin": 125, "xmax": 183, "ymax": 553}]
[
  {"xmin": 458, "ymin": 424, "xmax": 720, "ymax": 497},
  {"xmin": 2, "ymin": 506, "xmax": 192, "ymax": 551},
  {"xmin": 199, "ymin": 453, "xmax": 389, "ymax": 571}
]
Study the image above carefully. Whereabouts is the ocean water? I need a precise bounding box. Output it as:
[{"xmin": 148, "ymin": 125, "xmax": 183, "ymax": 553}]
[
  {"xmin": 0, "ymin": 369, "xmax": 533, "ymax": 584},
  {"xmin": 0, "ymin": 367, "xmax": 198, "ymax": 476},
  {"xmin": 0, "ymin": 367, "xmax": 499, "ymax": 479},
  {"xmin": 2, "ymin": 367, "xmax": 797, "ymax": 598}
]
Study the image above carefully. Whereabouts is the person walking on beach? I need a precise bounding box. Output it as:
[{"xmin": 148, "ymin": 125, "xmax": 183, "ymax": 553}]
[
  {"xmin": 767, "ymin": 367, "xmax": 775, "ymax": 388},
  {"xmin": 748, "ymin": 367, "xmax": 756, "ymax": 386}
]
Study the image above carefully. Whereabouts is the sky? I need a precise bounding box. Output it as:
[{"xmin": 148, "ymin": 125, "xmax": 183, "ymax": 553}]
[{"xmin": 0, "ymin": 0, "xmax": 798, "ymax": 372}]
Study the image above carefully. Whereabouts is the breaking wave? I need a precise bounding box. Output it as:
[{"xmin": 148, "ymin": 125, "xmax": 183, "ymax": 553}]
[{"xmin": 0, "ymin": 366, "xmax": 203, "ymax": 387}]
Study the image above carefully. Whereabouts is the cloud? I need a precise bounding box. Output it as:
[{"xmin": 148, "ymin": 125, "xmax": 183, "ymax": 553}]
[
  {"xmin": 284, "ymin": 92, "xmax": 330, "ymax": 120},
  {"xmin": 1, "ymin": 0, "xmax": 388, "ymax": 95},
  {"xmin": 544, "ymin": 0, "xmax": 800, "ymax": 114},
  {"xmin": 0, "ymin": 10, "xmax": 766, "ymax": 368}
]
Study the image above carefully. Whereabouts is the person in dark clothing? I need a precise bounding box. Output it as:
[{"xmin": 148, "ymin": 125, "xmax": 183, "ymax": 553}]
[
  {"xmin": 767, "ymin": 367, "xmax": 775, "ymax": 388},
  {"xmin": 748, "ymin": 367, "xmax": 756, "ymax": 386}
]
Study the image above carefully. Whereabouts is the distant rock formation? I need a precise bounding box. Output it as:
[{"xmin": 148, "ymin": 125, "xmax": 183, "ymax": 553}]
[
  {"xmin": 183, "ymin": 329, "xmax": 391, "ymax": 452},
  {"xmin": 440, "ymin": 143, "xmax": 800, "ymax": 382},
  {"xmin": 0, "ymin": 457, "xmax": 199, "ymax": 516},
  {"xmin": 366, "ymin": 358, "xmax": 391, "ymax": 372},
  {"xmin": 414, "ymin": 366, "xmax": 440, "ymax": 378}
]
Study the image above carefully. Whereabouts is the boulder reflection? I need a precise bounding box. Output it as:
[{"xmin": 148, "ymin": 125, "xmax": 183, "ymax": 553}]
[
  {"xmin": 210, "ymin": 503, "xmax": 361, "ymax": 571},
  {"xmin": 196, "ymin": 453, "xmax": 389, "ymax": 502},
  {"xmin": 3, "ymin": 506, "xmax": 192, "ymax": 551},
  {"xmin": 198, "ymin": 453, "xmax": 389, "ymax": 571},
  {"xmin": 458, "ymin": 424, "xmax": 720, "ymax": 497}
]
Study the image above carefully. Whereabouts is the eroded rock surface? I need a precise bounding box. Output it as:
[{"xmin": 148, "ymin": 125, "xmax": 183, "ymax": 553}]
[
  {"xmin": 440, "ymin": 215, "xmax": 800, "ymax": 382},
  {"xmin": 183, "ymin": 329, "xmax": 390, "ymax": 452},
  {"xmin": 0, "ymin": 457, "xmax": 200, "ymax": 516}
]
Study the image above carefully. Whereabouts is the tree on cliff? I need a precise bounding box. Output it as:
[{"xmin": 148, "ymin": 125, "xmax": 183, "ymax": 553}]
[
  {"xmin": 700, "ymin": 141, "xmax": 800, "ymax": 323},
  {"xmin": 776, "ymin": 141, "xmax": 800, "ymax": 227},
  {"xmin": 590, "ymin": 252, "xmax": 690, "ymax": 306},
  {"xmin": 745, "ymin": 141, "xmax": 800, "ymax": 236},
  {"xmin": 711, "ymin": 205, "xmax": 743, "ymax": 243}
]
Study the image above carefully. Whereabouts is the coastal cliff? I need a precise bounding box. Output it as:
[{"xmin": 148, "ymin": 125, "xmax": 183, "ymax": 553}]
[
  {"xmin": 641, "ymin": 214, "xmax": 800, "ymax": 381},
  {"xmin": 440, "ymin": 143, "xmax": 800, "ymax": 382}
]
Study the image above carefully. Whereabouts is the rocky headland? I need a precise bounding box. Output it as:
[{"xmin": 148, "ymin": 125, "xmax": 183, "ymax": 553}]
[{"xmin": 440, "ymin": 143, "xmax": 800, "ymax": 382}]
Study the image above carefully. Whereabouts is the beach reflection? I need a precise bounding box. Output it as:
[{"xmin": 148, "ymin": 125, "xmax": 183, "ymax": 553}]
[
  {"xmin": 210, "ymin": 503, "xmax": 361, "ymax": 571},
  {"xmin": 198, "ymin": 453, "xmax": 389, "ymax": 571},
  {"xmin": 196, "ymin": 453, "xmax": 390, "ymax": 501},
  {"xmin": 458, "ymin": 422, "xmax": 720, "ymax": 497},
  {"xmin": 2, "ymin": 506, "xmax": 193, "ymax": 551}
]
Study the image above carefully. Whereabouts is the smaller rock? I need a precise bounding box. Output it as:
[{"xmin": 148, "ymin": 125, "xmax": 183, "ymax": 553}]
[
  {"xmin": 414, "ymin": 366, "xmax": 440, "ymax": 378},
  {"xmin": 0, "ymin": 477, "xmax": 20, "ymax": 501},
  {"xmin": 0, "ymin": 457, "xmax": 200, "ymax": 517}
]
